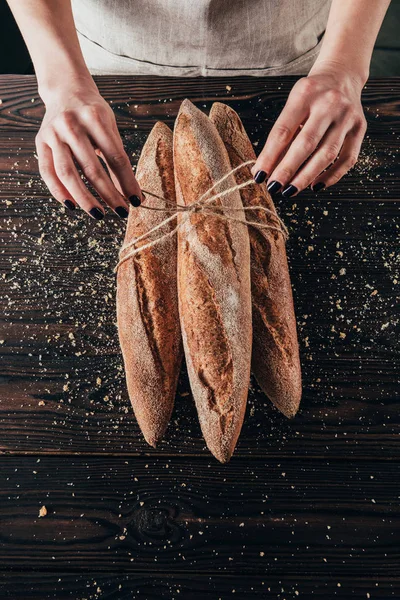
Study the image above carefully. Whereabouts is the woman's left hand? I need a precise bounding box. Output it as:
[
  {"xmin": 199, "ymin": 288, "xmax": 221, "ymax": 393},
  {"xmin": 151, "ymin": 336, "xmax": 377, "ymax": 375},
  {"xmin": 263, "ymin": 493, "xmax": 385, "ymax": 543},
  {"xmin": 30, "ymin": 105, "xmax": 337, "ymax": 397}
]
[{"xmin": 251, "ymin": 65, "xmax": 367, "ymax": 197}]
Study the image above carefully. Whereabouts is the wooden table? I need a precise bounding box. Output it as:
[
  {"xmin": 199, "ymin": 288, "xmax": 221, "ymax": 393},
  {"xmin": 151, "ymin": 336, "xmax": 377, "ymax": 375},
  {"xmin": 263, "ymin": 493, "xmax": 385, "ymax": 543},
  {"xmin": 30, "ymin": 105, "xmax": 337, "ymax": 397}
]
[{"xmin": 0, "ymin": 75, "xmax": 399, "ymax": 599}]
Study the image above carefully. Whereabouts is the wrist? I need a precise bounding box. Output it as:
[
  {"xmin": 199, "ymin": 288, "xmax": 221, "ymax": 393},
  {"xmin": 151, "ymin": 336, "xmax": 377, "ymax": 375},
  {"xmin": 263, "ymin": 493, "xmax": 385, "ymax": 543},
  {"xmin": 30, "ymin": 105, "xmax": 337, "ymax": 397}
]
[
  {"xmin": 38, "ymin": 65, "xmax": 97, "ymax": 106},
  {"xmin": 309, "ymin": 58, "xmax": 368, "ymax": 92}
]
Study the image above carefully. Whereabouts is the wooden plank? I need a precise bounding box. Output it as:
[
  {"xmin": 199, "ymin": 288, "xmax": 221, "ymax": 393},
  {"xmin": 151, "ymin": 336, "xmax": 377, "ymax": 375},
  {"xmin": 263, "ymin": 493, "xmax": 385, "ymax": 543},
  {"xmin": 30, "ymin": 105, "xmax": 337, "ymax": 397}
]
[
  {"xmin": 0, "ymin": 76, "xmax": 400, "ymax": 134},
  {"xmin": 0, "ymin": 456, "xmax": 398, "ymax": 575},
  {"xmin": 1, "ymin": 573, "xmax": 399, "ymax": 599}
]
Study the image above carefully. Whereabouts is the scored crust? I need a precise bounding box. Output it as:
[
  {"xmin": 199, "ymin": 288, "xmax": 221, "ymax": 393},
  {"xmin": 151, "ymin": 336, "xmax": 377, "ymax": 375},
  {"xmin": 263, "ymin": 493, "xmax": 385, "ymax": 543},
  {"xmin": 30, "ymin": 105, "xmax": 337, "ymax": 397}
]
[
  {"xmin": 116, "ymin": 121, "xmax": 182, "ymax": 447},
  {"xmin": 209, "ymin": 102, "xmax": 302, "ymax": 418},
  {"xmin": 173, "ymin": 99, "xmax": 252, "ymax": 462}
]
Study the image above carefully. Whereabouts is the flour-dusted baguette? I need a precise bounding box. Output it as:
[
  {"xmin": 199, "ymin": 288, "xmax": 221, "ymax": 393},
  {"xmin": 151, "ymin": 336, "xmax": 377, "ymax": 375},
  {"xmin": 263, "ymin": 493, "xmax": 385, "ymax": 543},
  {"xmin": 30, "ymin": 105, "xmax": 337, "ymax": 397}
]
[
  {"xmin": 209, "ymin": 102, "xmax": 302, "ymax": 418},
  {"xmin": 173, "ymin": 99, "xmax": 252, "ymax": 463},
  {"xmin": 116, "ymin": 121, "xmax": 182, "ymax": 447}
]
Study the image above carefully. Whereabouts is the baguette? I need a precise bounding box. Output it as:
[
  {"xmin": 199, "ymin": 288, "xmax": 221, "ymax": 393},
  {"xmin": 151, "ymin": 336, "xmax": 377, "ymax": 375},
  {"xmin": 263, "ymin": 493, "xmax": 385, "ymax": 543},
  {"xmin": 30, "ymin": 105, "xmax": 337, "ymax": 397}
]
[
  {"xmin": 209, "ymin": 102, "xmax": 302, "ymax": 418},
  {"xmin": 116, "ymin": 121, "xmax": 182, "ymax": 447},
  {"xmin": 173, "ymin": 99, "xmax": 252, "ymax": 463}
]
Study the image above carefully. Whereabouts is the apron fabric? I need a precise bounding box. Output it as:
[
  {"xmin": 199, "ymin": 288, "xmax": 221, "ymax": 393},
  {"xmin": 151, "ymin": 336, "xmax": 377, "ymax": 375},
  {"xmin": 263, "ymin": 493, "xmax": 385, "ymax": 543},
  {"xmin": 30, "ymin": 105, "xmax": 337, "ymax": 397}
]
[{"xmin": 71, "ymin": 0, "xmax": 332, "ymax": 77}]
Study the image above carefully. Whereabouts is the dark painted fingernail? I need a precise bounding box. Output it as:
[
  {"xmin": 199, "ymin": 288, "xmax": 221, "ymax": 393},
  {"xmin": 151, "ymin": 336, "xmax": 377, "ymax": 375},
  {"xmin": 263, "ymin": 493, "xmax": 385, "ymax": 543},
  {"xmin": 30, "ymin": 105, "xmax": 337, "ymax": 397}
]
[
  {"xmin": 129, "ymin": 194, "xmax": 141, "ymax": 207},
  {"xmin": 89, "ymin": 207, "xmax": 104, "ymax": 220},
  {"xmin": 254, "ymin": 170, "xmax": 267, "ymax": 184},
  {"xmin": 282, "ymin": 184, "xmax": 298, "ymax": 198},
  {"xmin": 313, "ymin": 182, "xmax": 326, "ymax": 193},
  {"xmin": 267, "ymin": 181, "xmax": 282, "ymax": 195},
  {"xmin": 115, "ymin": 206, "xmax": 129, "ymax": 219},
  {"xmin": 64, "ymin": 199, "xmax": 75, "ymax": 210}
]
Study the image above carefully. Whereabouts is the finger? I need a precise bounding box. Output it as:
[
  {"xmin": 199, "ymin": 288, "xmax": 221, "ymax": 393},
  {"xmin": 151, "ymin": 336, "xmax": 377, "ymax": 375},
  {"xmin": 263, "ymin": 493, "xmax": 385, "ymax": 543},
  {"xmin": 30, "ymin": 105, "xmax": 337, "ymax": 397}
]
[
  {"xmin": 63, "ymin": 133, "xmax": 129, "ymax": 218},
  {"xmin": 251, "ymin": 97, "xmax": 309, "ymax": 183},
  {"xmin": 267, "ymin": 111, "xmax": 333, "ymax": 196},
  {"xmin": 95, "ymin": 148, "xmax": 123, "ymax": 196},
  {"xmin": 284, "ymin": 123, "xmax": 349, "ymax": 194},
  {"xmin": 312, "ymin": 125, "xmax": 366, "ymax": 190},
  {"xmin": 36, "ymin": 142, "xmax": 77, "ymax": 211},
  {"xmin": 88, "ymin": 123, "xmax": 143, "ymax": 208},
  {"xmin": 51, "ymin": 140, "xmax": 105, "ymax": 220}
]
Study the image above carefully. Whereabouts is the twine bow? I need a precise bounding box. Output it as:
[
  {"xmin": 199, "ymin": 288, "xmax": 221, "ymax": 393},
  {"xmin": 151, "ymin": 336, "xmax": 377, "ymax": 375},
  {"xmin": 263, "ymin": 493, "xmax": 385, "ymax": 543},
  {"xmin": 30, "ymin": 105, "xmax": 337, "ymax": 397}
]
[{"xmin": 115, "ymin": 159, "xmax": 288, "ymax": 273}]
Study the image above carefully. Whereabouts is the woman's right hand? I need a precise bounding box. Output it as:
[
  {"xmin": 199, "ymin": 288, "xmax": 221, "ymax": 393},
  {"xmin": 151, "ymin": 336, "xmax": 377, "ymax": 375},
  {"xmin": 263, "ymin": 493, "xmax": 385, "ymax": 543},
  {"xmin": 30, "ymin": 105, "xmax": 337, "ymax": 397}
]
[{"xmin": 36, "ymin": 77, "xmax": 143, "ymax": 220}]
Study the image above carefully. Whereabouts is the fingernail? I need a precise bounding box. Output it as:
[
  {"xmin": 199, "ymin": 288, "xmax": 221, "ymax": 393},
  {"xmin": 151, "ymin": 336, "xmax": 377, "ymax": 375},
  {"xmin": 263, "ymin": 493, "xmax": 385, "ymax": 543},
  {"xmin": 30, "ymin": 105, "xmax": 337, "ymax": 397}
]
[
  {"xmin": 129, "ymin": 194, "xmax": 141, "ymax": 207},
  {"xmin": 313, "ymin": 182, "xmax": 326, "ymax": 193},
  {"xmin": 64, "ymin": 199, "xmax": 75, "ymax": 210},
  {"xmin": 282, "ymin": 184, "xmax": 298, "ymax": 198},
  {"xmin": 89, "ymin": 207, "xmax": 104, "ymax": 220},
  {"xmin": 115, "ymin": 206, "xmax": 129, "ymax": 219},
  {"xmin": 254, "ymin": 170, "xmax": 267, "ymax": 184},
  {"xmin": 267, "ymin": 181, "xmax": 282, "ymax": 195}
]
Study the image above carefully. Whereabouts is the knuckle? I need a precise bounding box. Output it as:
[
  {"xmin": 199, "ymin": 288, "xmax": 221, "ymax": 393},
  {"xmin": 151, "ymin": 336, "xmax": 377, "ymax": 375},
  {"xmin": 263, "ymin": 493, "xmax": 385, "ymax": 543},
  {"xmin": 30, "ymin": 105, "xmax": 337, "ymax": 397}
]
[
  {"xmin": 108, "ymin": 151, "xmax": 129, "ymax": 169},
  {"xmin": 38, "ymin": 161, "xmax": 52, "ymax": 178},
  {"xmin": 271, "ymin": 123, "xmax": 292, "ymax": 144},
  {"xmin": 275, "ymin": 164, "xmax": 294, "ymax": 182},
  {"xmin": 56, "ymin": 162, "xmax": 74, "ymax": 179},
  {"xmin": 301, "ymin": 132, "xmax": 319, "ymax": 154},
  {"xmin": 82, "ymin": 162, "xmax": 103, "ymax": 180},
  {"xmin": 324, "ymin": 89, "xmax": 344, "ymax": 106},
  {"xmin": 48, "ymin": 186, "xmax": 62, "ymax": 200},
  {"xmin": 82, "ymin": 103, "xmax": 107, "ymax": 123},
  {"xmin": 355, "ymin": 115, "xmax": 368, "ymax": 133},
  {"xmin": 295, "ymin": 77, "xmax": 316, "ymax": 97},
  {"xmin": 346, "ymin": 153, "xmax": 359, "ymax": 168},
  {"xmin": 323, "ymin": 144, "xmax": 340, "ymax": 164}
]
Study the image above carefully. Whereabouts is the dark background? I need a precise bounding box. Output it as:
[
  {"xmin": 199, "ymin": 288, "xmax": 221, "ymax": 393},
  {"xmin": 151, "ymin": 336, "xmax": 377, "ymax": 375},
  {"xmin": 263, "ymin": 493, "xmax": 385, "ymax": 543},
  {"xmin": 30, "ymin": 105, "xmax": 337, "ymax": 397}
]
[{"xmin": 0, "ymin": 0, "xmax": 399, "ymax": 76}]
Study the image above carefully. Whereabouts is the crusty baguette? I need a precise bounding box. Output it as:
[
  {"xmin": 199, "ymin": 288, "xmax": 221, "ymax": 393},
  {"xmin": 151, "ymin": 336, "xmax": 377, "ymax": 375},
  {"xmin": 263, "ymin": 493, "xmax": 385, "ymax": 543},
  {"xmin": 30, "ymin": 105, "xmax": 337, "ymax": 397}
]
[
  {"xmin": 173, "ymin": 99, "xmax": 252, "ymax": 463},
  {"xmin": 209, "ymin": 102, "xmax": 302, "ymax": 418},
  {"xmin": 116, "ymin": 121, "xmax": 182, "ymax": 447}
]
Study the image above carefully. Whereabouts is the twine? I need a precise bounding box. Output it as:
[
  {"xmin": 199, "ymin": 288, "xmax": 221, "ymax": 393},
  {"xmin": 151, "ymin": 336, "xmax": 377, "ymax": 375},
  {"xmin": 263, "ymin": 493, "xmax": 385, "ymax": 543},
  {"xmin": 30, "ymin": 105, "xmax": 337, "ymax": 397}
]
[{"xmin": 115, "ymin": 159, "xmax": 288, "ymax": 273}]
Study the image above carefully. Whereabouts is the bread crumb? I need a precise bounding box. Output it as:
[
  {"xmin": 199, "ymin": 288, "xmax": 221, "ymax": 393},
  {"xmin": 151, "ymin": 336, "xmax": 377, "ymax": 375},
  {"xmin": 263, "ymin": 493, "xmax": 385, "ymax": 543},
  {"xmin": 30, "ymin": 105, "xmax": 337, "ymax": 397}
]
[{"xmin": 39, "ymin": 506, "xmax": 47, "ymax": 517}]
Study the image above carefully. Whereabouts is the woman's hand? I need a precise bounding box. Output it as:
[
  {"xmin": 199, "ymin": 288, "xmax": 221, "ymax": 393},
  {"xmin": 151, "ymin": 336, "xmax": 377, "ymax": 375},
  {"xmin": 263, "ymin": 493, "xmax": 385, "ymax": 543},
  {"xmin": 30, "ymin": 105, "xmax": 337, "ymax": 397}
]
[
  {"xmin": 36, "ymin": 78, "xmax": 142, "ymax": 219},
  {"xmin": 251, "ymin": 65, "xmax": 367, "ymax": 197}
]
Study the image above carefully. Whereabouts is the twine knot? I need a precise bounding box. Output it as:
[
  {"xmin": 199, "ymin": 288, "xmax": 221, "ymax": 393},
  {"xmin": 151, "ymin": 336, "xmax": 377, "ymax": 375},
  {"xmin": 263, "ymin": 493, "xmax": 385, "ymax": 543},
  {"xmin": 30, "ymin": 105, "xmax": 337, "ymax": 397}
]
[{"xmin": 115, "ymin": 159, "xmax": 288, "ymax": 273}]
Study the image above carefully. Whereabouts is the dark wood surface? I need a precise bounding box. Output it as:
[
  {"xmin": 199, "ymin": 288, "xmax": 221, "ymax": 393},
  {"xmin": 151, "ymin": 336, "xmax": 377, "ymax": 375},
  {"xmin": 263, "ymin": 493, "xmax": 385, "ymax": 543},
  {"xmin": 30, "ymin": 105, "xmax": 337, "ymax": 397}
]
[{"xmin": 0, "ymin": 75, "xmax": 399, "ymax": 599}]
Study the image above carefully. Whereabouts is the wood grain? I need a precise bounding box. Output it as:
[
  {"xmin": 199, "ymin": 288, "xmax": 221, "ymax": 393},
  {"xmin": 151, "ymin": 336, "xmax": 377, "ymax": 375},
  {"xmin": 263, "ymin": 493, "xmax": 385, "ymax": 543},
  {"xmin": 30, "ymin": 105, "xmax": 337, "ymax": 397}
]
[
  {"xmin": 0, "ymin": 75, "xmax": 399, "ymax": 597},
  {"xmin": 0, "ymin": 456, "xmax": 399, "ymax": 575},
  {"xmin": 1, "ymin": 574, "xmax": 399, "ymax": 600}
]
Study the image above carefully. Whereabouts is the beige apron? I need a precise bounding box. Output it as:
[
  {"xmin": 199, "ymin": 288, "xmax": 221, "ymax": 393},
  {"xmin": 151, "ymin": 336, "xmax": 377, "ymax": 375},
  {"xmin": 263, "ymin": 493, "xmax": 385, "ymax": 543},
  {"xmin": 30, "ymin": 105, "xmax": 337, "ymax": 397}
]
[{"xmin": 71, "ymin": 0, "xmax": 332, "ymax": 76}]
